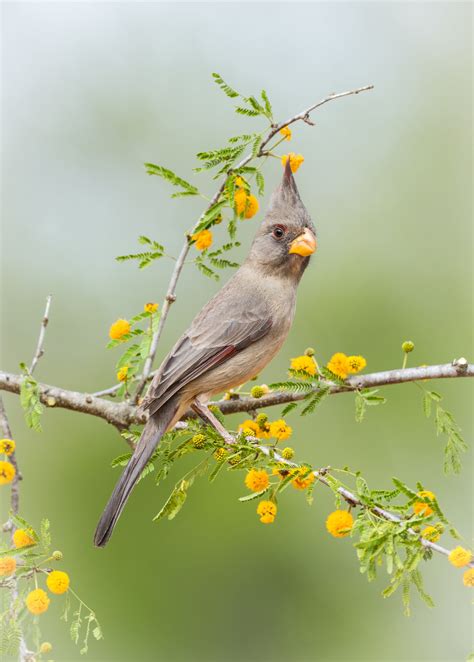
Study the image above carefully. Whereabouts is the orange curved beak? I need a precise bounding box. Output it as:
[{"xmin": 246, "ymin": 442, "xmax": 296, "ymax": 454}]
[{"xmin": 288, "ymin": 228, "xmax": 317, "ymax": 256}]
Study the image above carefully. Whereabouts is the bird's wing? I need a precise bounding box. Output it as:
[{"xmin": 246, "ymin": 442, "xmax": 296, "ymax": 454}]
[{"xmin": 141, "ymin": 291, "xmax": 272, "ymax": 416}]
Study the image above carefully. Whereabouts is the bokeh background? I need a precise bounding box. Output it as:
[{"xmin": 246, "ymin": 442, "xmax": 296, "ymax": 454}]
[{"xmin": 1, "ymin": 2, "xmax": 472, "ymax": 660}]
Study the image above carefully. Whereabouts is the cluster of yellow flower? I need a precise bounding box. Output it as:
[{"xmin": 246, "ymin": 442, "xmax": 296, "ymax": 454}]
[
  {"xmin": 290, "ymin": 354, "xmax": 317, "ymax": 376},
  {"xmin": 238, "ymin": 413, "xmax": 292, "ymax": 441},
  {"xmin": 411, "ymin": 490, "xmax": 473, "ymax": 588},
  {"xmin": 191, "ymin": 229, "xmax": 213, "ymax": 251},
  {"xmin": 25, "ymin": 567, "xmax": 70, "ymax": 615},
  {"xmin": 326, "ymin": 352, "xmax": 367, "ymax": 380},
  {"xmin": 0, "ymin": 529, "xmax": 71, "ymax": 615},
  {"xmin": 326, "ymin": 510, "xmax": 354, "ymax": 538},
  {"xmin": 0, "ymin": 438, "xmax": 16, "ymax": 486}
]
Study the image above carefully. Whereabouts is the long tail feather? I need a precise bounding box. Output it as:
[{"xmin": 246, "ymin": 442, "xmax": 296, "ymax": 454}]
[{"xmin": 94, "ymin": 397, "xmax": 179, "ymax": 547}]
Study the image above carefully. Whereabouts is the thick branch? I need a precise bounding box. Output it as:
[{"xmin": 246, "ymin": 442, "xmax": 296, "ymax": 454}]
[
  {"xmin": 101, "ymin": 83, "xmax": 375, "ymax": 401},
  {"xmin": 0, "ymin": 363, "xmax": 472, "ymax": 429}
]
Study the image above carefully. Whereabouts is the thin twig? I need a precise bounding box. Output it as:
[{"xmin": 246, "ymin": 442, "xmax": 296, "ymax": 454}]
[
  {"xmin": 0, "ymin": 395, "xmax": 20, "ymax": 517},
  {"xmin": 29, "ymin": 295, "xmax": 52, "ymax": 375},
  {"xmin": 0, "ymin": 363, "xmax": 472, "ymax": 429},
  {"xmin": 102, "ymin": 84, "xmax": 375, "ymax": 402},
  {"xmin": 0, "ymin": 396, "xmax": 32, "ymax": 661}
]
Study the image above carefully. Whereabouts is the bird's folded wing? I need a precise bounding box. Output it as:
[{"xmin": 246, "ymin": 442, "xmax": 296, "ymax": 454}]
[{"xmin": 141, "ymin": 299, "xmax": 272, "ymax": 416}]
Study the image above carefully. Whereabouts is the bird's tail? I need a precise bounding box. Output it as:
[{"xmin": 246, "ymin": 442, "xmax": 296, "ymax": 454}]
[{"xmin": 94, "ymin": 396, "xmax": 179, "ymax": 548}]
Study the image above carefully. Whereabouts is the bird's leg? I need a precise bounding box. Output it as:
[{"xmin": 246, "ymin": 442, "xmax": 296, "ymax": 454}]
[{"xmin": 191, "ymin": 399, "xmax": 236, "ymax": 446}]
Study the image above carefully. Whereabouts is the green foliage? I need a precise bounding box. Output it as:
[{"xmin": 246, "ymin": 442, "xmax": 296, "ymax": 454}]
[
  {"xmin": 116, "ymin": 236, "xmax": 165, "ymax": 269},
  {"xmin": 19, "ymin": 364, "xmax": 43, "ymax": 432},
  {"xmin": 0, "ymin": 617, "xmax": 21, "ymax": 657},
  {"xmin": 211, "ymin": 72, "xmax": 239, "ymax": 98},
  {"xmin": 421, "ymin": 389, "xmax": 467, "ymax": 474},
  {"xmin": 144, "ymin": 163, "xmax": 199, "ymax": 197},
  {"xmin": 301, "ymin": 387, "xmax": 330, "ymax": 416},
  {"xmin": 354, "ymin": 389, "xmax": 386, "ymax": 423}
]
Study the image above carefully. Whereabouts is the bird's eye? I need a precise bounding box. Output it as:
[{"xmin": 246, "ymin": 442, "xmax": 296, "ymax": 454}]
[{"xmin": 272, "ymin": 225, "xmax": 286, "ymax": 239}]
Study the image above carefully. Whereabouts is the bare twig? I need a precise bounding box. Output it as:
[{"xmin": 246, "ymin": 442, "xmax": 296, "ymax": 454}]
[
  {"xmin": 0, "ymin": 363, "xmax": 472, "ymax": 429},
  {"xmin": 101, "ymin": 84, "xmax": 375, "ymax": 402},
  {"xmin": 29, "ymin": 295, "xmax": 52, "ymax": 375}
]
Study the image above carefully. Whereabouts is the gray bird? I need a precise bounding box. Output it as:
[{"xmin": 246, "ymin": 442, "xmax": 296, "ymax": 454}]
[{"xmin": 94, "ymin": 160, "xmax": 316, "ymax": 547}]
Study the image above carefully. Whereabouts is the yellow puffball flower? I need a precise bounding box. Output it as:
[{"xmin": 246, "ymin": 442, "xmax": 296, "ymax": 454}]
[
  {"xmin": 213, "ymin": 447, "xmax": 227, "ymax": 462},
  {"xmin": 0, "ymin": 461, "xmax": 15, "ymax": 485},
  {"xmin": 116, "ymin": 366, "xmax": 129, "ymax": 382},
  {"xmin": 245, "ymin": 469, "xmax": 270, "ymax": 492},
  {"xmin": 26, "ymin": 588, "xmax": 50, "ymax": 615},
  {"xmin": 46, "ymin": 570, "xmax": 70, "ymax": 594},
  {"xmin": 281, "ymin": 447, "xmax": 294, "ymax": 460},
  {"xmin": 279, "ymin": 126, "xmax": 292, "ymax": 141},
  {"xmin": 257, "ymin": 500, "xmax": 277, "ymax": 524},
  {"xmin": 291, "ymin": 467, "xmax": 315, "ymax": 491},
  {"xmin": 0, "ymin": 439, "xmax": 15, "ymax": 456},
  {"xmin": 144, "ymin": 302, "xmax": 158, "ymax": 313},
  {"xmin": 326, "ymin": 510, "xmax": 354, "ymax": 538},
  {"xmin": 281, "ymin": 153, "xmax": 304, "ymax": 173},
  {"xmin": 13, "ymin": 529, "xmax": 35, "ymax": 548},
  {"xmin": 109, "ymin": 318, "xmax": 131, "ymax": 340},
  {"xmin": 192, "ymin": 434, "xmax": 206, "ymax": 449},
  {"xmin": 0, "ymin": 557, "xmax": 16, "ymax": 576},
  {"xmin": 463, "ymin": 568, "xmax": 474, "ymax": 587},
  {"xmin": 402, "ymin": 341, "xmax": 415, "ymax": 353},
  {"xmin": 238, "ymin": 419, "xmax": 270, "ymax": 439},
  {"xmin": 192, "ymin": 229, "xmax": 213, "ymax": 251},
  {"xmin": 448, "ymin": 546, "xmax": 472, "ymax": 568},
  {"xmin": 290, "ymin": 355, "xmax": 316, "ymax": 377},
  {"xmin": 243, "ymin": 194, "xmax": 259, "ymax": 220},
  {"xmin": 269, "ymin": 419, "xmax": 292, "ymax": 441},
  {"xmin": 347, "ymin": 355, "xmax": 367, "ymax": 374},
  {"xmin": 413, "ymin": 490, "xmax": 436, "ymax": 517},
  {"xmin": 52, "ymin": 550, "xmax": 63, "ymax": 561},
  {"xmin": 326, "ymin": 353, "xmax": 350, "ymax": 379},
  {"xmin": 421, "ymin": 525, "xmax": 441, "ymax": 542},
  {"xmin": 40, "ymin": 642, "xmax": 53, "ymax": 654},
  {"xmin": 234, "ymin": 188, "xmax": 248, "ymax": 215}
]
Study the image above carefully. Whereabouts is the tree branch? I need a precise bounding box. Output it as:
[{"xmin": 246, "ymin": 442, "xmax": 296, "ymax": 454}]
[
  {"xmin": 255, "ymin": 443, "xmax": 474, "ymax": 568},
  {"xmin": 29, "ymin": 295, "xmax": 52, "ymax": 375},
  {"xmin": 0, "ymin": 396, "xmax": 20, "ymax": 518},
  {"xmin": 100, "ymin": 83, "xmax": 375, "ymax": 401},
  {"xmin": 0, "ymin": 363, "xmax": 472, "ymax": 430}
]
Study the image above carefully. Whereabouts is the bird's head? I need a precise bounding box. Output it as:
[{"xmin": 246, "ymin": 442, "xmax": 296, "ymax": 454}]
[{"xmin": 247, "ymin": 160, "xmax": 317, "ymax": 281}]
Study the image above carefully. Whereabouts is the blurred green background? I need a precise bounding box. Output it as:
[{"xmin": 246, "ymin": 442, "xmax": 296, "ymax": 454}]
[{"xmin": 1, "ymin": 2, "xmax": 472, "ymax": 660}]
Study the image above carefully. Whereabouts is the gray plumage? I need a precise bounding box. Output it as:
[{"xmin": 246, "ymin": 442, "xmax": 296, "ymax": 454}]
[{"xmin": 94, "ymin": 161, "xmax": 316, "ymax": 547}]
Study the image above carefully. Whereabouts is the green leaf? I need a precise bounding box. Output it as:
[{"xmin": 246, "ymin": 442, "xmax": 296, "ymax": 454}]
[
  {"xmin": 235, "ymin": 106, "xmax": 261, "ymax": 117},
  {"xmin": 355, "ymin": 391, "xmax": 366, "ymax": 423},
  {"xmin": 269, "ymin": 380, "xmax": 315, "ymax": 394},
  {"xmin": 239, "ymin": 488, "xmax": 268, "ymax": 502},
  {"xmin": 301, "ymin": 387, "xmax": 330, "ymax": 416},
  {"xmin": 154, "ymin": 459, "xmax": 208, "ymax": 521},
  {"xmin": 212, "ymin": 72, "xmax": 239, "ymax": 98},
  {"xmin": 193, "ymin": 200, "xmax": 228, "ymax": 234},
  {"xmin": 256, "ymin": 171, "xmax": 265, "ymax": 196},
  {"xmin": 281, "ymin": 402, "xmax": 299, "ymax": 417},
  {"xmin": 144, "ymin": 163, "xmax": 198, "ymax": 195},
  {"xmin": 260, "ymin": 90, "xmax": 273, "ymax": 118},
  {"xmin": 19, "ymin": 373, "xmax": 43, "ymax": 432}
]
